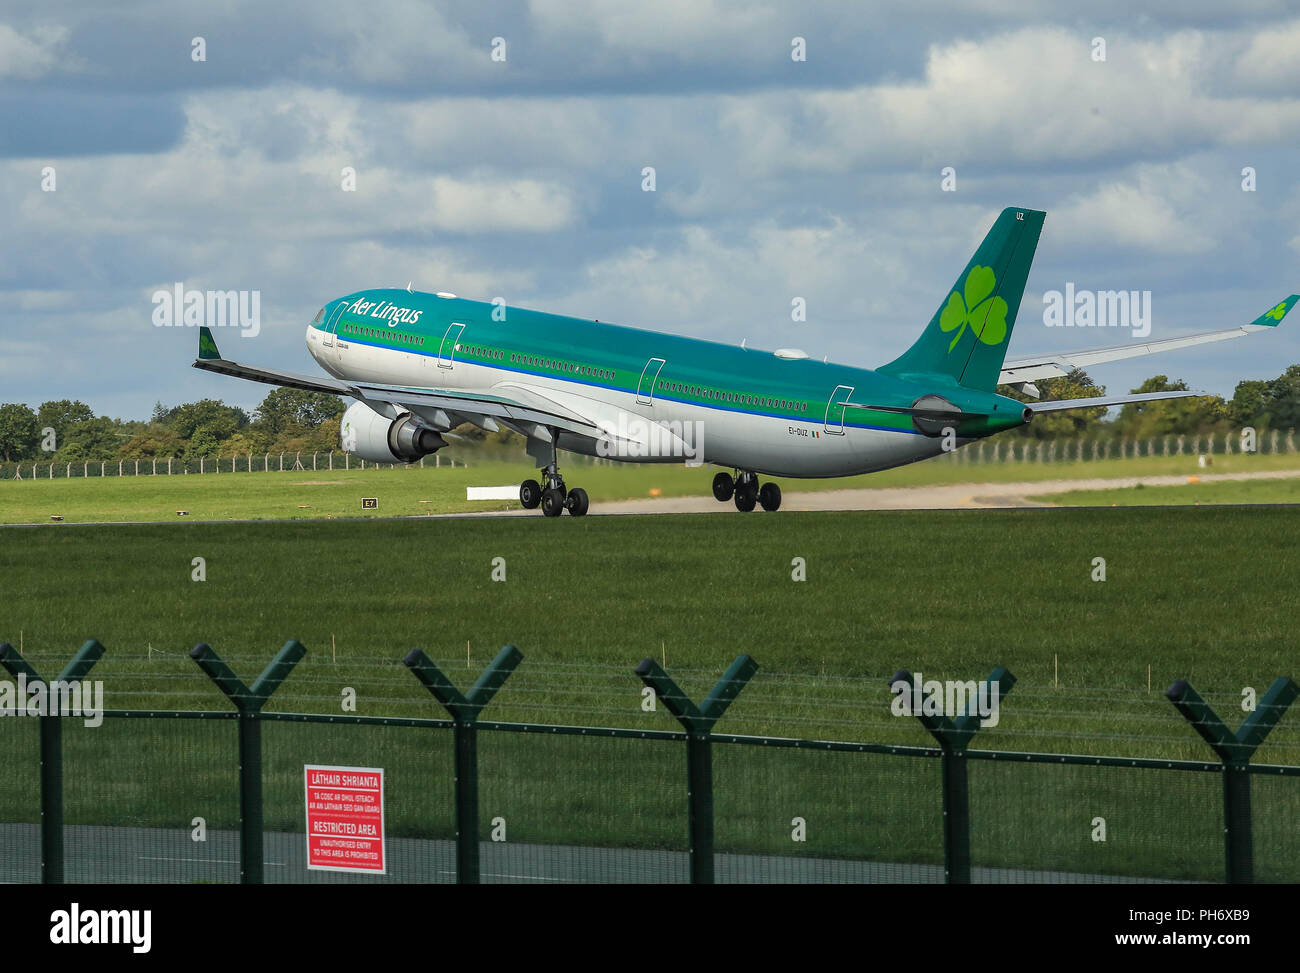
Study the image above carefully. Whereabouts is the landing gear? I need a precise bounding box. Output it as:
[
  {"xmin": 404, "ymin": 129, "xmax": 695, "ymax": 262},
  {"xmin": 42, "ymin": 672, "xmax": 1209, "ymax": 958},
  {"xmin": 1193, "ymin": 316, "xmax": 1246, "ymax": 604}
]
[
  {"xmin": 520, "ymin": 436, "xmax": 589, "ymax": 517},
  {"xmin": 541, "ymin": 487, "xmax": 566, "ymax": 517},
  {"xmin": 519, "ymin": 479, "xmax": 542, "ymax": 509},
  {"xmin": 723, "ymin": 470, "xmax": 781, "ymax": 512},
  {"xmin": 567, "ymin": 487, "xmax": 589, "ymax": 517},
  {"xmin": 712, "ymin": 471, "xmax": 734, "ymax": 501}
]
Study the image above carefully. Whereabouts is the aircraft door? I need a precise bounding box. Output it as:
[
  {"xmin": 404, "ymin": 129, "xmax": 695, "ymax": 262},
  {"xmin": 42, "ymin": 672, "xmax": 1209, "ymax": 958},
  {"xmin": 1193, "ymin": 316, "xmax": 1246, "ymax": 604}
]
[
  {"xmin": 636, "ymin": 358, "xmax": 666, "ymax": 404},
  {"xmin": 438, "ymin": 322, "xmax": 466, "ymax": 369},
  {"xmin": 322, "ymin": 304, "xmax": 346, "ymax": 362},
  {"xmin": 825, "ymin": 384, "xmax": 855, "ymax": 435}
]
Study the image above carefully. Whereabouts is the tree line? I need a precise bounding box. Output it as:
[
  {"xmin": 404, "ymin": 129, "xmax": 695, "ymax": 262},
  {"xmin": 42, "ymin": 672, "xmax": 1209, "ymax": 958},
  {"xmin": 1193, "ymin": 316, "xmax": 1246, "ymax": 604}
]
[{"xmin": 2, "ymin": 365, "xmax": 1299, "ymax": 463}]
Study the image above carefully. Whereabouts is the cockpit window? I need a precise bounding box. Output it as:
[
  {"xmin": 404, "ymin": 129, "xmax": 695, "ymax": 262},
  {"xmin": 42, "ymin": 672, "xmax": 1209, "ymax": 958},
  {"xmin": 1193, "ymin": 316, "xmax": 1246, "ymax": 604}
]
[{"xmin": 312, "ymin": 307, "xmax": 324, "ymax": 324}]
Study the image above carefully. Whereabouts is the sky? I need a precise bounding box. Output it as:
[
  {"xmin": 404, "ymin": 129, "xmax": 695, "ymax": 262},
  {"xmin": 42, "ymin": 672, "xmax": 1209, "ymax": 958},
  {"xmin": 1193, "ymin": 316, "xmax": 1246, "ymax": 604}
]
[{"xmin": 1, "ymin": 1, "xmax": 1298, "ymax": 420}]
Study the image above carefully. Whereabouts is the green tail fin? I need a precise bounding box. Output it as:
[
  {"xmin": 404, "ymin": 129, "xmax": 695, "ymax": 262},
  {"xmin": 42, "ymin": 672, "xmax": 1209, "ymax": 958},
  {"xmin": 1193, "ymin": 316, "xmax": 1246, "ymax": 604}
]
[
  {"xmin": 879, "ymin": 207, "xmax": 1045, "ymax": 392},
  {"xmin": 198, "ymin": 326, "xmax": 222, "ymax": 360}
]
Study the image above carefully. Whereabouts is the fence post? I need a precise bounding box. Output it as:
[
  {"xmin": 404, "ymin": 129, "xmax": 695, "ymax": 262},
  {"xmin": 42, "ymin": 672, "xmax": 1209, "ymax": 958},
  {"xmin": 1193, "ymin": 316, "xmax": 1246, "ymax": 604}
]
[
  {"xmin": 0, "ymin": 639, "xmax": 106, "ymax": 884},
  {"xmin": 889, "ymin": 666, "xmax": 1016, "ymax": 884},
  {"xmin": 189, "ymin": 640, "xmax": 306, "ymax": 884},
  {"xmin": 635, "ymin": 654, "xmax": 759, "ymax": 885},
  {"xmin": 403, "ymin": 645, "xmax": 522, "ymax": 885},
  {"xmin": 1166, "ymin": 676, "xmax": 1298, "ymax": 884}
]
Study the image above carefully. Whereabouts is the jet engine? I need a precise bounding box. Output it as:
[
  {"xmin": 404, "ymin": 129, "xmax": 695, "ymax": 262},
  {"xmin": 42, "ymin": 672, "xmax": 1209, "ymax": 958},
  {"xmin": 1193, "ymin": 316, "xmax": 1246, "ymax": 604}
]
[{"xmin": 339, "ymin": 401, "xmax": 446, "ymax": 463}]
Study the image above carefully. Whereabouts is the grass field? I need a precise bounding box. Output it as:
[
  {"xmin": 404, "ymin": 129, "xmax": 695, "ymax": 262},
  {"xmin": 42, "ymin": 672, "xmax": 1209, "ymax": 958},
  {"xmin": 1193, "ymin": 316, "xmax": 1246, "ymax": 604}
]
[
  {"xmin": 1035, "ymin": 477, "xmax": 1300, "ymax": 506},
  {"xmin": 3, "ymin": 449, "xmax": 1300, "ymax": 524},
  {"xmin": 3, "ymin": 506, "xmax": 1298, "ymax": 881}
]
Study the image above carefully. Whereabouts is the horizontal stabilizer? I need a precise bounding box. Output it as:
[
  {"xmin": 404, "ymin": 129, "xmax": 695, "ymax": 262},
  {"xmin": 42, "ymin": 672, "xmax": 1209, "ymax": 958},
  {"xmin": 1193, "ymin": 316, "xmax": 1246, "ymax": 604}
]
[{"xmin": 1028, "ymin": 389, "xmax": 1205, "ymax": 414}]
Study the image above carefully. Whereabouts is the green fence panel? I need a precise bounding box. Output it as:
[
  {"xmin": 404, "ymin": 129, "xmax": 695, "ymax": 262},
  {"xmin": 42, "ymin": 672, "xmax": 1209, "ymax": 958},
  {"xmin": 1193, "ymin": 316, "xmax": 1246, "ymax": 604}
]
[
  {"xmin": 0, "ymin": 716, "xmax": 41, "ymax": 883},
  {"xmin": 1251, "ymin": 772, "xmax": 1300, "ymax": 883},
  {"xmin": 968, "ymin": 759, "xmax": 1224, "ymax": 883},
  {"xmin": 61, "ymin": 715, "xmax": 240, "ymax": 883},
  {"xmin": 477, "ymin": 728, "xmax": 688, "ymax": 883},
  {"xmin": 712, "ymin": 743, "xmax": 944, "ymax": 883},
  {"xmin": 261, "ymin": 719, "xmax": 457, "ymax": 883}
]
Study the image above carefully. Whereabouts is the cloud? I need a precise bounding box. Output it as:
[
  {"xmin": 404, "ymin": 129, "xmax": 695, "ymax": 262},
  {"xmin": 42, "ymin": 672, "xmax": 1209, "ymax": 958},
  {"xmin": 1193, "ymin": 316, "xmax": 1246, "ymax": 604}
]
[
  {"xmin": 1051, "ymin": 165, "xmax": 1216, "ymax": 254},
  {"xmin": 729, "ymin": 27, "xmax": 1300, "ymax": 173},
  {"xmin": 0, "ymin": 24, "xmax": 76, "ymax": 80}
]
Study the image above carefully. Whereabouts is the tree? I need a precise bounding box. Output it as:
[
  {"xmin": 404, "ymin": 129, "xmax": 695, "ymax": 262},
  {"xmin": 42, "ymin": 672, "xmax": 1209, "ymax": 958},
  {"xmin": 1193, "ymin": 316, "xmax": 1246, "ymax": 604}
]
[
  {"xmin": 1262, "ymin": 365, "xmax": 1300, "ymax": 432},
  {"xmin": 1230, "ymin": 379, "xmax": 1270, "ymax": 429},
  {"xmin": 1113, "ymin": 376, "xmax": 1230, "ymax": 438},
  {"xmin": 119, "ymin": 425, "xmax": 185, "ymax": 459},
  {"xmin": 50, "ymin": 415, "xmax": 127, "ymax": 461},
  {"xmin": 37, "ymin": 400, "xmax": 95, "ymax": 440},
  {"xmin": 253, "ymin": 388, "xmax": 345, "ymax": 435},
  {"xmin": 0, "ymin": 403, "xmax": 39, "ymax": 461},
  {"xmin": 155, "ymin": 399, "xmax": 249, "ymax": 441}
]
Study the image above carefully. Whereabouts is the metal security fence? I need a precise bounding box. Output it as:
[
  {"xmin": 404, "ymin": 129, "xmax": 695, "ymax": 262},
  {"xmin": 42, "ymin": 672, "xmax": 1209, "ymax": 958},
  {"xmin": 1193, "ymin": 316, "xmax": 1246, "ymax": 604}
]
[
  {"xmin": 1, "ymin": 429, "xmax": 1295, "ymax": 480},
  {"xmin": 0, "ymin": 640, "xmax": 1295, "ymax": 885},
  {"xmin": 0, "ymin": 451, "xmax": 471, "ymax": 480}
]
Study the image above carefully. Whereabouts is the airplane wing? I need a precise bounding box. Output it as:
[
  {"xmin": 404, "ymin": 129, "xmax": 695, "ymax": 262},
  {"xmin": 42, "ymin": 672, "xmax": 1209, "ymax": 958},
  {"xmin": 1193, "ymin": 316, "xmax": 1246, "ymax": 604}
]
[
  {"xmin": 999, "ymin": 295, "xmax": 1297, "ymax": 390},
  {"xmin": 191, "ymin": 326, "xmax": 610, "ymax": 443}
]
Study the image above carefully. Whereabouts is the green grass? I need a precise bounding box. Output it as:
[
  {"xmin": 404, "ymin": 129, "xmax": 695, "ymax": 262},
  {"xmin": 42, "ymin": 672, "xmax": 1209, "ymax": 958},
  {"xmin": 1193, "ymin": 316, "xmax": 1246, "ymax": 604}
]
[
  {"xmin": 3, "ymin": 449, "xmax": 1300, "ymax": 524},
  {"xmin": 1034, "ymin": 477, "xmax": 1300, "ymax": 506},
  {"xmin": 3, "ymin": 508, "xmax": 1298, "ymax": 881}
]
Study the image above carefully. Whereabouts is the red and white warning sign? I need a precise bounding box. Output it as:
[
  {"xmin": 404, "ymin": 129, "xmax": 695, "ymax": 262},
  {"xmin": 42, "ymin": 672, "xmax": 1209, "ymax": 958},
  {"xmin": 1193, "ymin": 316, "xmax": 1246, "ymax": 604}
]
[{"xmin": 305, "ymin": 764, "xmax": 386, "ymax": 873}]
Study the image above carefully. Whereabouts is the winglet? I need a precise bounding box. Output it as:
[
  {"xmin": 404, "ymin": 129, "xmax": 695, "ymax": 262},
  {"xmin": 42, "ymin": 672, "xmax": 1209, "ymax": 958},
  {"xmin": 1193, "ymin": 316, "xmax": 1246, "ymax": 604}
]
[
  {"xmin": 198, "ymin": 326, "xmax": 222, "ymax": 360},
  {"xmin": 1250, "ymin": 295, "xmax": 1298, "ymax": 328}
]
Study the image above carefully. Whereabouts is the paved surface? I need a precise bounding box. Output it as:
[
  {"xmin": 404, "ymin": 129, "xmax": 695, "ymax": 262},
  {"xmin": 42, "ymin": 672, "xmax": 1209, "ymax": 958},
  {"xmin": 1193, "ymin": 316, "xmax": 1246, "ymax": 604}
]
[
  {"xmin": 589, "ymin": 468, "xmax": 1300, "ymax": 516},
  {"xmin": 0, "ymin": 824, "xmax": 1179, "ymax": 884}
]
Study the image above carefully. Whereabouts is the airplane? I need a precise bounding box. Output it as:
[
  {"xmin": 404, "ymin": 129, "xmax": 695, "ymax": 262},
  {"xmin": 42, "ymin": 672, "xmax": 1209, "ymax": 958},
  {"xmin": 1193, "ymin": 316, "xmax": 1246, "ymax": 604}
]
[{"xmin": 193, "ymin": 206, "xmax": 1296, "ymax": 516}]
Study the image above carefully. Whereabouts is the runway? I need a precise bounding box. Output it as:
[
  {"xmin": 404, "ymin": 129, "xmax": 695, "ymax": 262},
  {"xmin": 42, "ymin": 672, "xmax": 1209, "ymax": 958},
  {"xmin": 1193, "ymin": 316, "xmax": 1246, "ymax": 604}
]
[{"xmin": 588, "ymin": 468, "xmax": 1300, "ymax": 516}]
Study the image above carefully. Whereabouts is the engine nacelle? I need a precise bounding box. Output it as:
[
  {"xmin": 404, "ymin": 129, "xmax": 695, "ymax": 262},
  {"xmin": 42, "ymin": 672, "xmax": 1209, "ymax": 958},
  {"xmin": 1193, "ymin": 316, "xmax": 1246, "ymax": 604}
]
[{"xmin": 339, "ymin": 401, "xmax": 446, "ymax": 464}]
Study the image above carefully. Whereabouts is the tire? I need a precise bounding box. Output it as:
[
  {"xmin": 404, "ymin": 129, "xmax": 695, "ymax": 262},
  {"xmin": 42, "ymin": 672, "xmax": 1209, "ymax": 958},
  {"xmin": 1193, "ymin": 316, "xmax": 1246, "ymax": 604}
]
[
  {"xmin": 712, "ymin": 471, "xmax": 734, "ymax": 502},
  {"xmin": 541, "ymin": 487, "xmax": 565, "ymax": 517},
  {"xmin": 519, "ymin": 479, "xmax": 542, "ymax": 509},
  {"xmin": 567, "ymin": 487, "xmax": 589, "ymax": 516},
  {"xmin": 734, "ymin": 484, "xmax": 757, "ymax": 512},
  {"xmin": 759, "ymin": 482, "xmax": 782, "ymax": 512}
]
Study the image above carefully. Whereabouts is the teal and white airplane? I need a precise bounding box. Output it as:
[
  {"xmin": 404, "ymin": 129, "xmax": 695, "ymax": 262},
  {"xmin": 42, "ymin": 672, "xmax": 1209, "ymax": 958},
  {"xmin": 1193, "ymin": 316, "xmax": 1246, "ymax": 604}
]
[{"xmin": 194, "ymin": 207, "xmax": 1295, "ymax": 516}]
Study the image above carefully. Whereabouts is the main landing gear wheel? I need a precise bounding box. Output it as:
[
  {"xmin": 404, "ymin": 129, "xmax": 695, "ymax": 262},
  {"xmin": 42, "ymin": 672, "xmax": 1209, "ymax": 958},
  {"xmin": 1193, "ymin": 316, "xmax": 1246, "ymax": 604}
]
[
  {"xmin": 759, "ymin": 482, "xmax": 782, "ymax": 512},
  {"xmin": 712, "ymin": 471, "xmax": 735, "ymax": 502},
  {"xmin": 566, "ymin": 487, "xmax": 589, "ymax": 517},
  {"xmin": 732, "ymin": 471, "xmax": 759, "ymax": 512},
  {"xmin": 541, "ymin": 487, "xmax": 566, "ymax": 517},
  {"xmin": 519, "ymin": 479, "xmax": 542, "ymax": 509}
]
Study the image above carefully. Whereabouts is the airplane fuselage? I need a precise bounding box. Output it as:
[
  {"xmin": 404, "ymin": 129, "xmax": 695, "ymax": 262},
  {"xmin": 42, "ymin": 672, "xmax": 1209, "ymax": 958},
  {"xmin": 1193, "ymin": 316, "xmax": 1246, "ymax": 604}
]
[{"xmin": 305, "ymin": 289, "xmax": 1027, "ymax": 478}]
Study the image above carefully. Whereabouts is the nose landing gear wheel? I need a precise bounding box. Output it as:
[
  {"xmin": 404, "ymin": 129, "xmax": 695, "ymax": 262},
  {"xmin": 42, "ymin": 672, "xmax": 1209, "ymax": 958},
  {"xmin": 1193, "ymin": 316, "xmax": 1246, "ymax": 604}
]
[
  {"xmin": 566, "ymin": 487, "xmax": 589, "ymax": 516},
  {"xmin": 712, "ymin": 472, "xmax": 735, "ymax": 502},
  {"xmin": 759, "ymin": 482, "xmax": 782, "ymax": 512},
  {"xmin": 519, "ymin": 479, "xmax": 542, "ymax": 509},
  {"xmin": 541, "ymin": 487, "xmax": 566, "ymax": 517}
]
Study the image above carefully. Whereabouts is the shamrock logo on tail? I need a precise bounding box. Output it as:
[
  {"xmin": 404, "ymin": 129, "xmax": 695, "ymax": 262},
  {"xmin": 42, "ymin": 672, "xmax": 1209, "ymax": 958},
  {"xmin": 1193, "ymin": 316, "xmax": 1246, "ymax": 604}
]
[
  {"xmin": 1264, "ymin": 301, "xmax": 1289, "ymax": 321},
  {"xmin": 939, "ymin": 265, "xmax": 1009, "ymax": 353}
]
